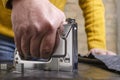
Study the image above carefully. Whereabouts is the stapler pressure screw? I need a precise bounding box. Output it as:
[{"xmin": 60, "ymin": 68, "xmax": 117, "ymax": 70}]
[
  {"xmin": 15, "ymin": 61, "xmax": 18, "ymax": 64},
  {"xmin": 16, "ymin": 58, "xmax": 18, "ymax": 60},
  {"xmin": 64, "ymin": 58, "xmax": 70, "ymax": 63},
  {"xmin": 60, "ymin": 58, "xmax": 63, "ymax": 62}
]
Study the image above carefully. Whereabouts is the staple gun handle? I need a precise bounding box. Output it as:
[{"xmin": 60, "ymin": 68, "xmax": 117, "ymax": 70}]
[{"xmin": 14, "ymin": 49, "xmax": 52, "ymax": 64}]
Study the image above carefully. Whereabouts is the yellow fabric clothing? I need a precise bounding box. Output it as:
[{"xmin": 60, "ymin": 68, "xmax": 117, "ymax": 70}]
[
  {"xmin": 79, "ymin": 0, "xmax": 106, "ymax": 50},
  {"xmin": 0, "ymin": 0, "xmax": 106, "ymax": 50},
  {"xmin": 0, "ymin": 0, "xmax": 13, "ymax": 37}
]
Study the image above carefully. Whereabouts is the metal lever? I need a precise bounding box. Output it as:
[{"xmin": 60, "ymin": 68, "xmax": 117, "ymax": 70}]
[{"xmin": 14, "ymin": 49, "xmax": 52, "ymax": 64}]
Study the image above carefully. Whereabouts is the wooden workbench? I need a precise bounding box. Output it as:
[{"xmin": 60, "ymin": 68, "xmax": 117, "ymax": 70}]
[{"xmin": 0, "ymin": 63, "xmax": 120, "ymax": 80}]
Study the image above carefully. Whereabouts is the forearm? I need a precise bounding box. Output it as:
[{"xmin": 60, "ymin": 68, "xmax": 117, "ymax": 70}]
[{"xmin": 79, "ymin": 0, "xmax": 106, "ymax": 50}]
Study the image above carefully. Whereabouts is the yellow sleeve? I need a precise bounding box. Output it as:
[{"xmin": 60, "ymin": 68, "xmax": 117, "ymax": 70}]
[
  {"xmin": 79, "ymin": 0, "xmax": 106, "ymax": 50},
  {"xmin": 2, "ymin": 0, "xmax": 8, "ymax": 7},
  {"xmin": 2, "ymin": 0, "xmax": 12, "ymax": 9},
  {"xmin": 50, "ymin": 0, "xmax": 66, "ymax": 11},
  {"xmin": 2, "ymin": 0, "xmax": 66, "ymax": 10}
]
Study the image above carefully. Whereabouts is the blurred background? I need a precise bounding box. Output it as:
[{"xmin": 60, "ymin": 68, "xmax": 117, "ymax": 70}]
[{"xmin": 64, "ymin": 0, "xmax": 119, "ymax": 55}]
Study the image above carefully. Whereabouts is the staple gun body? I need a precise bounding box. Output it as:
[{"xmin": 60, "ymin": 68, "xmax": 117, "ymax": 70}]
[{"xmin": 14, "ymin": 18, "xmax": 78, "ymax": 72}]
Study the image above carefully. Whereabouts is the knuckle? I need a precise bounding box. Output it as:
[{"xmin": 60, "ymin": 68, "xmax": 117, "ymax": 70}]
[
  {"xmin": 19, "ymin": 26, "xmax": 28, "ymax": 34},
  {"xmin": 46, "ymin": 24, "xmax": 54, "ymax": 32},
  {"xmin": 35, "ymin": 27, "xmax": 42, "ymax": 34},
  {"xmin": 43, "ymin": 19, "xmax": 56, "ymax": 31}
]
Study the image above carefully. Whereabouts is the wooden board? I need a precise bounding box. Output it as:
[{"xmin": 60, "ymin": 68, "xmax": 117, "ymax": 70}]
[{"xmin": 0, "ymin": 63, "xmax": 120, "ymax": 80}]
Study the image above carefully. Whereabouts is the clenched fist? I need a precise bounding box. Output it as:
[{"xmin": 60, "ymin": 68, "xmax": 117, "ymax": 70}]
[{"xmin": 11, "ymin": 0, "xmax": 65, "ymax": 59}]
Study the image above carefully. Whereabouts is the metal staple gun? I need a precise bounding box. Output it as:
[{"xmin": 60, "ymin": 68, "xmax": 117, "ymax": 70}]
[{"xmin": 14, "ymin": 18, "xmax": 78, "ymax": 73}]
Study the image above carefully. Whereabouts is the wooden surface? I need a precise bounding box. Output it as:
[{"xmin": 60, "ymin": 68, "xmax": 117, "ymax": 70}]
[{"xmin": 0, "ymin": 63, "xmax": 120, "ymax": 80}]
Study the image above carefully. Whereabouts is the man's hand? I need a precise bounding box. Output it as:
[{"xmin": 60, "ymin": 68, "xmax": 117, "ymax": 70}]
[
  {"xmin": 89, "ymin": 48, "xmax": 116, "ymax": 56},
  {"xmin": 12, "ymin": 0, "xmax": 65, "ymax": 59}
]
